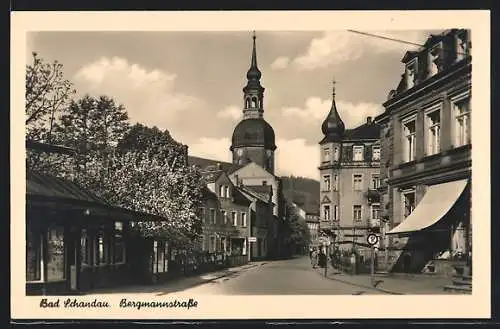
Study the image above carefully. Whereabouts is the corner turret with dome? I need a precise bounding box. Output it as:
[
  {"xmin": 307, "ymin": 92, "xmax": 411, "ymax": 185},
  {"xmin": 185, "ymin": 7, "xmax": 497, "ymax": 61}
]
[
  {"xmin": 231, "ymin": 31, "xmax": 277, "ymax": 174},
  {"xmin": 320, "ymin": 79, "xmax": 345, "ymax": 144}
]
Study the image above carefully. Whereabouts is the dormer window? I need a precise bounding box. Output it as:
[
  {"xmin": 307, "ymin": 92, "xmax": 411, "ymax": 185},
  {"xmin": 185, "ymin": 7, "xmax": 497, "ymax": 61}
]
[
  {"xmin": 405, "ymin": 58, "xmax": 418, "ymax": 89},
  {"xmin": 456, "ymin": 30, "xmax": 469, "ymax": 62},
  {"xmin": 353, "ymin": 145, "xmax": 364, "ymax": 161},
  {"xmin": 428, "ymin": 43, "xmax": 442, "ymax": 77}
]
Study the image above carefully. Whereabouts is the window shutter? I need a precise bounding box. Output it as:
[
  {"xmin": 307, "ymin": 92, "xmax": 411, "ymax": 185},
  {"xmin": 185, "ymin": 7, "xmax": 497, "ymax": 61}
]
[{"xmin": 365, "ymin": 145, "xmax": 371, "ymax": 161}]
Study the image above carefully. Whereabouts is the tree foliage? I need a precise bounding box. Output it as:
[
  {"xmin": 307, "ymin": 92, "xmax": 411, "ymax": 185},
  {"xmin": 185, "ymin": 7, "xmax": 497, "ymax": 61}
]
[
  {"xmin": 282, "ymin": 201, "xmax": 311, "ymax": 254},
  {"xmin": 25, "ymin": 52, "xmax": 75, "ymax": 142}
]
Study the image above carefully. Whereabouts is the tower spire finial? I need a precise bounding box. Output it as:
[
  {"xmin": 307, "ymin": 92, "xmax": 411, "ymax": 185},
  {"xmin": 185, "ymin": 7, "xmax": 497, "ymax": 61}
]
[
  {"xmin": 332, "ymin": 78, "xmax": 336, "ymax": 99},
  {"xmin": 246, "ymin": 30, "xmax": 261, "ymax": 81}
]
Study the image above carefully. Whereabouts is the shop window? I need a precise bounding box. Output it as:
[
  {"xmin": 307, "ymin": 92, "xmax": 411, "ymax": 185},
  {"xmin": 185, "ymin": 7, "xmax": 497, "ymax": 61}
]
[
  {"xmin": 46, "ymin": 226, "xmax": 65, "ymax": 281},
  {"xmin": 152, "ymin": 240, "xmax": 168, "ymax": 273},
  {"xmin": 114, "ymin": 221, "xmax": 126, "ymax": 264},
  {"xmin": 95, "ymin": 227, "xmax": 108, "ymax": 266},
  {"xmin": 80, "ymin": 229, "xmax": 90, "ymax": 266},
  {"xmin": 26, "ymin": 229, "xmax": 43, "ymax": 282}
]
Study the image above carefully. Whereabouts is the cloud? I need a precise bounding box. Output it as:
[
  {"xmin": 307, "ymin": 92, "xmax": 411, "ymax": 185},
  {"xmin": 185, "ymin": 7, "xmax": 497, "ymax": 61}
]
[
  {"xmin": 188, "ymin": 137, "xmax": 232, "ymax": 163},
  {"xmin": 187, "ymin": 136, "xmax": 320, "ymax": 180},
  {"xmin": 216, "ymin": 105, "xmax": 241, "ymax": 121},
  {"xmin": 275, "ymin": 138, "xmax": 319, "ymax": 180},
  {"xmin": 270, "ymin": 56, "xmax": 290, "ymax": 70},
  {"xmin": 74, "ymin": 56, "xmax": 204, "ymax": 129},
  {"xmin": 282, "ymin": 97, "xmax": 383, "ymax": 129},
  {"xmin": 293, "ymin": 30, "xmax": 432, "ymax": 70}
]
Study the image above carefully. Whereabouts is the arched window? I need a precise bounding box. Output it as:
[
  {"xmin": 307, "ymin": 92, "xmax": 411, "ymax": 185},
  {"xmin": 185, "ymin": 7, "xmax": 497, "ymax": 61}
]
[
  {"xmin": 252, "ymin": 97, "xmax": 257, "ymax": 108},
  {"xmin": 245, "ymin": 97, "xmax": 250, "ymax": 109}
]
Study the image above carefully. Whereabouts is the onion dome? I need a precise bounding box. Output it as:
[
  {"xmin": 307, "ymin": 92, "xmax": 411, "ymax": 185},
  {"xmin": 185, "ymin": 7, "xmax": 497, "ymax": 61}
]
[
  {"xmin": 230, "ymin": 118, "xmax": 276, "ymax": 151},
  {"xmin": 321, "ymin": 80, "xmax": 345, "ymax": 142}
]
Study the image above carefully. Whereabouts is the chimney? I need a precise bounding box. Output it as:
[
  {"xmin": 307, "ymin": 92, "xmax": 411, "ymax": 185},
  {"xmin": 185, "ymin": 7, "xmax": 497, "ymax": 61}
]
[{"xmin": 367, "ymin": 116, "xmax": 372, "ymax": 124}]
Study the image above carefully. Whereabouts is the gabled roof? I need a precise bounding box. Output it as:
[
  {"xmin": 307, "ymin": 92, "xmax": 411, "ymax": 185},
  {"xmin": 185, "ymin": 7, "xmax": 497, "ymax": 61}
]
[
  {"xmin": 188, "ymin": 156, "xmax": 244, "ymax": 174},
  {"xmin": 201, "ymin": 170, "xmax": 224, "ymax": 183},
  {"xmin": 238, "ymin": 185, "xmax": 272, "ymax": 205},
  {"xmin": 201, "ymin": 185, "xmax": 218, "ymax": 200},
  {"xmin": 232, "ymin": 186, "xmax": 253, "ymax": 206},
  {"xmin": 246, "ymin": 185, "xmax": 273, "ymax": 197}
]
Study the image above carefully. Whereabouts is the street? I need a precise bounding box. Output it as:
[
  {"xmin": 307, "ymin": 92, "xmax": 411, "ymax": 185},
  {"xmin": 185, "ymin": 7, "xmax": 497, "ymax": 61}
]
[{"xmin": 160, "ymin": 256, "xmax": 385, "ymax": 295}]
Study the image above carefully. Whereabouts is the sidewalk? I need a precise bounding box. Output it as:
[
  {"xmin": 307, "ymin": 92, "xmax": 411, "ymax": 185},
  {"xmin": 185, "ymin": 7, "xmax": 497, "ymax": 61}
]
[
  {"xmin": 314, "ymin": 264, "xmax": 460, "ymax": 295},
  {"xmin": 91, "ymin": 261, "xmax": 266, "ymax": 296}
]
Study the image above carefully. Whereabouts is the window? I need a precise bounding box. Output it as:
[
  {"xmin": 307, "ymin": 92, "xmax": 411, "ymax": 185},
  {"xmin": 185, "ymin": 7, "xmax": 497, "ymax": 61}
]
[
  {"xmin": 323, "ymin": 148, "xmax": 331, "ymax": 162},
  {"xmin": 323, "ymin": 205, "xmax": 331, "ymax": 221},
  {"xmin": 114, "ymin": 221, "xmax": 126, "ymax": 264},
  {"xmin": 371, "ymin": 204, "xmax": 380, "ymax": 220},
  {"xmin": 428, "ymin": 44, "xmax": 442, "ymax": 77},
  {"xmin": 353, "ymin": 205, "xmax": 362, "ymax": 221},
  {"xmin": 403, "ymin": 118, "xmax": 417, "ymax": 162},
  {"xmin": 46, "ymin": 226, "xmax": 65, "ymax": 281},
  {"xmin": 152, "ymin": 240, "xmax": 168, "ymax": 273},
  {"xmin": 425, "ymin": 109, "xmax": 441, "ymax": 155},
  {"xmin": 220, "ymin": 237, "xmax": 226, "ymax": 252},
  {"xmin": 199, "ymin": 207, "xmax": 206, "ymax": 223},
  {"xmin": 353, "ymin": 174, "xmax": 363, "ymax": 191},
  {"xmin": 372, "ymin": 146, "xmax": 380, "ymax": 161},
  {"xmin": 241, "ymin": 212, "xmax": 247, "ymax": 227},
  {"xmin": 26, "ymin": 229, "xmax": 42, "ymax": 282},
  {"xmin": 333, "ymin": 146, "xmax": 339, "ymax": 161},
  {"xmin": 453, "ymin": 96, "xmax": 471, "ymax": 147},
  {"xmin": 80, "ymin": 229, "xmax": 90, "ymax": 266},
  {"xmin": 333, "ymin": 205, "xmax": 338, "ymax": 221},
  {"xmin": 221, "ymin": 210, "xmax": 227, "ymax": 224},
  {"xmin": 232, "ymin": 212, "xmax": 238, "ymax": 226},
  {"xmin": 371, "ymin": 174, "xmax": 380, "ymax": 190},
  {"xmin": 323, "ymin": 175, "xmax": 331, "ymax": 191},
  {"xmin": 262, "ymin": 180, "xmax": 267, "ymax": 186},
  {"xmin": 402, "ymin": 189, "xmax": 416, "ymax": 218},
  {"xmin": 210, "ymin": 208, "xmax": 216, "ymax": 224},
  {"xmin": 97, "ymin": 230, "xmax": 108, "ymax": 266},
  {"xmin": 219, "ymin": 185, "xmax": 224, "ymax": 197},
  {"xmin": 353, "ymin": 145, "xmax": 364, "ymax": 161},
  {"xmin": 209, "ymin": 236, "xmax": 216, "ymax": 252},
  {"xmin": 332, "ymin": 175, "xmax": 338, "ymax": 191},
  {"xmin": 224, "ymin": 186, "xmax": 230, "ymax": 198},
  {"xmin": 456, "ymin": 31, "xmax": 468, "ymax": 62},
  {"xmin": 406, "ymin": 59, "xmax": 418, "ymax": 89}
]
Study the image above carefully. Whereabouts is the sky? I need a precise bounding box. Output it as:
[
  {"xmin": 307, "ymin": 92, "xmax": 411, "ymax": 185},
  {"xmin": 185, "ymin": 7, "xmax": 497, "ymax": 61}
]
[{"xmin": 27, "ymin": 30, "xmax": 440, "ymax": 180}]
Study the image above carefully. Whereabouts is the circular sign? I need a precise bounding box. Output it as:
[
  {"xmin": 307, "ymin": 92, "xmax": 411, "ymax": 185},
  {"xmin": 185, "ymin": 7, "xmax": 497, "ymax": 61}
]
[{"xmin": 367, "ymin": 233, "xmax": 379, "ymax": 246}]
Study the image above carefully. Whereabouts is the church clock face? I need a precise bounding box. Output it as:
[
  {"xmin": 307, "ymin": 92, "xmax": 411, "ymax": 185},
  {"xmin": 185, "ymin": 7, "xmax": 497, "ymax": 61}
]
[
  {"xmin": 266, "ymin": 150, "xmax": 273, "ymax": 157},
  {"xmin": 237, "ymin": 148, "xmax": 244, "ymax": 156}
]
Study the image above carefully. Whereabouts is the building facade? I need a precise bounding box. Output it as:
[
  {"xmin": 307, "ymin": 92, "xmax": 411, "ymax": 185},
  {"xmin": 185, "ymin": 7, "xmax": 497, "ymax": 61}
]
[
  {"xmin": 318, "ymin": 82, "xmax": 381, "ymax": 259},
  {"xmin": 375, "ymin": 29, "xmax": 472, "ymax": 275}
]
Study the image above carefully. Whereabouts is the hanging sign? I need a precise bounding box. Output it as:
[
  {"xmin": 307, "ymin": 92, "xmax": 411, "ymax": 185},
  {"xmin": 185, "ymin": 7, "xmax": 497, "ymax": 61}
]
[{"xmin": 367, "ymin": 233, "xmax": 379, "ymax": 246}]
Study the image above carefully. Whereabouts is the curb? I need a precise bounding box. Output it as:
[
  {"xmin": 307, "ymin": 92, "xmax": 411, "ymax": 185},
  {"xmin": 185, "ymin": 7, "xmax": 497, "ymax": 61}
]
[
  {"xmin": 315, "ymin": 268, "xmax": 403, "ymax": 295},
  {"xmin": 161, "ymin": 263, "xmax": 260, "ymax": 293}
]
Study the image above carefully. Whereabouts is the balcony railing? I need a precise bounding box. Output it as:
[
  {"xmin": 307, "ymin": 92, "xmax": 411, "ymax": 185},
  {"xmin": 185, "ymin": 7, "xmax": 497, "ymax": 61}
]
[{"xmin": 364, "ymin": 189, "xmax": 380, "ymax": 203}]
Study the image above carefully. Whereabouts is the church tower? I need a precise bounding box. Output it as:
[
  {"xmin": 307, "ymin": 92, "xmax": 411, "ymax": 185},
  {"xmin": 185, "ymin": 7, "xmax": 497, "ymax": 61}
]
[
  {"xmin": 318, "ymin": 80, "xmax": 345, "ymax": 234},
  {"xmin": 230, "ymin": 32, "xmax": 277, "ymax": 173}
]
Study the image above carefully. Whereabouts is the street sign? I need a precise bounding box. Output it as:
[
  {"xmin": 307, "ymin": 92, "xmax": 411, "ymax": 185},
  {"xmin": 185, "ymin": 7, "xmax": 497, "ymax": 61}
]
[
  {"xmin": 367, "ymin": 233, "xmax": 379, "ymax": 246},
  {"xmin": 248, "ymin": 237, "xmax": 257, "ymax": 242}
]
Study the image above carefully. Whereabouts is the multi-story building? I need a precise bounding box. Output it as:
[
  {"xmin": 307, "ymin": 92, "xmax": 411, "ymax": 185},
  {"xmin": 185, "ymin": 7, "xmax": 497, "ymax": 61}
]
[
  {"xmin": 318, "ymin": 81, "xmax": 381, "ymax": 259},
  {"xmin": 374, "ymin": 29, "xmax": 472, "ymax": 275}
]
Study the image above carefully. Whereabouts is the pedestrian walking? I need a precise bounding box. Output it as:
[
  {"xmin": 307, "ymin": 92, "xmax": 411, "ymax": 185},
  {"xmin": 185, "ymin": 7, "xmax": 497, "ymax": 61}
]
[{"xmin": 311, "ymin": 247, "xmax": 318, "ymax": 268}]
